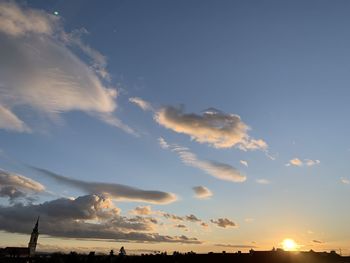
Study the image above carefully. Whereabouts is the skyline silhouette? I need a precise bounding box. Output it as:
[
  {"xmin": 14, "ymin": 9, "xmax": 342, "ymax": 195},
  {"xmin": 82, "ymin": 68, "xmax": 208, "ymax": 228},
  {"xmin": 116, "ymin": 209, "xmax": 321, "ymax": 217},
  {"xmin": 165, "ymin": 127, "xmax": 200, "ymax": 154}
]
[{"xmin": 0, "ymin": 0, "xmax": 350, "ymax": 257}]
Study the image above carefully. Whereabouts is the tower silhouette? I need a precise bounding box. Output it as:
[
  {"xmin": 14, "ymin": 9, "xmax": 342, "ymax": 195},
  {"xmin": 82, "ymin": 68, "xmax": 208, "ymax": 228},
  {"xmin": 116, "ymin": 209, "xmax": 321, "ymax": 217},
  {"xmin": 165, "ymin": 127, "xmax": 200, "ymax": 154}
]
[{"xmin": 28, "ymin": 217, "xmax": 39, "ymax": 257}]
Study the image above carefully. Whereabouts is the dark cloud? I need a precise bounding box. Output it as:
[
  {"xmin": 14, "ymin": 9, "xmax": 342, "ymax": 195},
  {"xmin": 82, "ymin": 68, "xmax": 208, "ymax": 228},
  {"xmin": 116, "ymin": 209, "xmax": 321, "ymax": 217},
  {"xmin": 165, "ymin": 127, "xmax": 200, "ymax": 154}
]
[
  {"xmin": 312, "ymin": 240, "xmax": 324, "ymax": 244},
  {"xmin": 210, "ymin": 218, "xmax": 237, "ymax": 228},
  {"xmin": 0, "ymin": 194, "xmax": 200, "ymax": 244},
  {"xmin": 162, "ymin": 213, "xmax": 184, "ymax": 221},
  {"xmin": 32, "ymin": 166, "xmax": 176, "ymax": 204},
  {"xmin": 185, "ymin": 214, "xmax": 201, "ymax": 223}
]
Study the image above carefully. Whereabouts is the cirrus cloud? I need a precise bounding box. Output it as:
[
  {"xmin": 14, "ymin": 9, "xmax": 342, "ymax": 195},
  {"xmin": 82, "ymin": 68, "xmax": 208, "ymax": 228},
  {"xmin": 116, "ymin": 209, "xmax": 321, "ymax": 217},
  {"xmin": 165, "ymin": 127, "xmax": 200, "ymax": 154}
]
[
  {"xmin": 0, "ymin": 1, "xmax": 134, "ymax": 134},
  {"xmin": 159, "ymin": 137, "xmax": 246, "ymax": 183}
]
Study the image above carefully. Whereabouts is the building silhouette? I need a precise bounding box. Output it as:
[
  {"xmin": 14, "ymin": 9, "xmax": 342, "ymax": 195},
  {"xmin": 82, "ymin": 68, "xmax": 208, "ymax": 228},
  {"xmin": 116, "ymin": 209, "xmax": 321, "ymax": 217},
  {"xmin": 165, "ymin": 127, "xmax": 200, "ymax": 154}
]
[
  {"xmin": 1, "ymin": 217, "xmax": 39, "ymax": 258},
  {"xmin": 28, "ymin": 216, "xmax": 40, "ymax": 257}
]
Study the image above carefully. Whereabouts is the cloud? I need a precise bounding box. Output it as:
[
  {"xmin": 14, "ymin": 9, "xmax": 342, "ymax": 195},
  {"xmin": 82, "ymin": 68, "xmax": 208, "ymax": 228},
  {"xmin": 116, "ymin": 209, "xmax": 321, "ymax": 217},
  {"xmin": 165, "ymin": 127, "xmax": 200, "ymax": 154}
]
[
  {"xmin": 162, "ymin": 212, "xmax": 207, "ymax": 227},
  {"xmin": 162, "ymin": 213, "xmax": 184, "ymax": 221},
  {"xmin": 192, "ymin": 186, "xmax": 213, "ymax": 199},
  {"xmin": 286, "ymin": 158, "xmax": 320, "ymax": 167},
  {"xmin": 130, "ymin": 206, "xmax": 152, "ymax": 215},
  {"xmin": 0, "ymin": 104, "xmax": 30, "ymax": 132},
  {"xmin": 312, "ymin": 240, "xmax": 323, "ymax": 244},
  {"xmin": 341, "ymin": 178, "xmax": 350, "ymax": 184},
  {"xmin": 155, "ymin": 106, "xmax": 267, "ymax": 150},
  {"xmin": 0, "ymin": 2, "xmax": 57, "ymax": 36},
  {"xmin": 240, "ymin": 160, "xmax": 248, "ymax": 167},
  {"xmin": 32, "ymin": 166, "xmax": 176, "ymax": 204},
  {"xmin": 129, "ymin": 97, "xmax": 153, "ymax": 111},
  {"xmin": 304, "ymin": 159, "xmax": 321, "ymax": 167},
  {"xmin": 0, "ymin": 194, "xmax": 200, "ymax": 244},
  {"xmin": 255, "ymin": 179, "xmax": 270, "ymax": 184},
  {"xmin": 0, "ymin": 2, "xmax": 135, "ymax": 134},
  {"xmin": 210, "ymin": 218, "xmax": 237, "ymax": 228},
  {"xmin": 287, "ymin": 158, "xmax": 303, "ymax": 167},
  {"xmin": 185, "ymin": 214, "xmax": 201, "ymax": 222},
  {"xmin": 159, "ymin": 138, "xmax": 246, "ymax": 183},
  {"xmin": 0, "ymin": 169, "xmax": 44, "ymax": 202}
]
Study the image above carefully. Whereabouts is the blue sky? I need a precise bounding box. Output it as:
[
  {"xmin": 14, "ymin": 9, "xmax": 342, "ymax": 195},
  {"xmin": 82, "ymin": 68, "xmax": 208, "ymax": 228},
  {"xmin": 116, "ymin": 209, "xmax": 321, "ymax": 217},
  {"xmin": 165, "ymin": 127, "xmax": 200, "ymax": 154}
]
[{"xmin": 0, "ymin": 0, "xmax": 350, "ymax": 254}]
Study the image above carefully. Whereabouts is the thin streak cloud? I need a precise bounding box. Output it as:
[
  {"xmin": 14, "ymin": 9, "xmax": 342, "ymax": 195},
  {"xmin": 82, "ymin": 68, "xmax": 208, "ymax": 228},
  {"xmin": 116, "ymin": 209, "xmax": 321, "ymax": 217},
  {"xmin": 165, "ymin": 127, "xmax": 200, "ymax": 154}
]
[
  {"xmin": 159, "ymin": 138, "xmax": 246, "ymax": 183},
  {"xmin": 31, "ymin": 166, "xmax": 177, "ymax": 204}
]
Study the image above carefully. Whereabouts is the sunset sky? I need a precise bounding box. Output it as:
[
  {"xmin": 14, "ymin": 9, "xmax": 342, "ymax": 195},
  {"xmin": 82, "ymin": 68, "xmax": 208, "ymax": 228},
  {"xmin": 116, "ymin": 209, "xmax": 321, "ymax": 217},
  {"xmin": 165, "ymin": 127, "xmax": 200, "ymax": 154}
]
[{"xmin": 0, "ymin": 0, "xmax": 350, "ymax": 255}]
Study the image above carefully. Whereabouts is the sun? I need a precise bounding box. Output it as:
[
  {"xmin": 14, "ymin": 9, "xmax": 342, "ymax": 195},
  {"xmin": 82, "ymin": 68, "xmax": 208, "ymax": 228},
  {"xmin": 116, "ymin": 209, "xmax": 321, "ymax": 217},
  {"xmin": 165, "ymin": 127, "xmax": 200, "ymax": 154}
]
[{"xmin": 282, "ymin": 238, "xmax": 298, "ymax": 251}]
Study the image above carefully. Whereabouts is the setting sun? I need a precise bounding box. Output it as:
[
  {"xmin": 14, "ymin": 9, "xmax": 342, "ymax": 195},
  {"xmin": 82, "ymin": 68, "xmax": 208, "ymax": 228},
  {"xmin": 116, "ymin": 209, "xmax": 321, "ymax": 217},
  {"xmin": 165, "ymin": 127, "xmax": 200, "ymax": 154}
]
[{"xmin": 282, "ymin": 239, "xmax": 298, "ymax": 251}]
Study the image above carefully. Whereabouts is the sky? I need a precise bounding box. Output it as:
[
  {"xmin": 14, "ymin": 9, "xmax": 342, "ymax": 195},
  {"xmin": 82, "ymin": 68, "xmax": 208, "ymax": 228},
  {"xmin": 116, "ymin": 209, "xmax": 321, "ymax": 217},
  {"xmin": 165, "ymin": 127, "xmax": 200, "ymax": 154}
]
[{"xmin": 0, "ymin": 0, "xmax": 350, "ymax": 255}]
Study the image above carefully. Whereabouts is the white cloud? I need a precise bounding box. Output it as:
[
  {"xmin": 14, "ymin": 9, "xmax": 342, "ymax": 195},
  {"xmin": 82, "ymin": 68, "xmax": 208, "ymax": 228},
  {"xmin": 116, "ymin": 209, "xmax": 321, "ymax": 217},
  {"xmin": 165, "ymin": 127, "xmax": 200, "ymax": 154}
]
[
  {"xmin": 240, "ymin": 160, "xmax": 248, "ymax": 167},
  {"xmin": 286, "ymin": 158, "xmax": 320, "ymax": 167},
  {"xmin": 256, "ymin": 179, "xmax": 270, "ymax": 184},
  {"xmin": 155, "ymin": 106, "xmax": 267, "ymax": 150},
  {"xmin": 129, "ymin": 97, "xmax": 153, "ymax": 111},
  {"xmin": 159, "ymin": 138, "xmax": 246, "ymax": 183},
  {"xmin": 305, "ymin": 159, "xmax": 320, "ymax": 167},
  {"xmin": 192, "ymin": 186, "xmax": 213, "ymax": 199},
  {"xmin": 0, "ymin": 2, "xmax": 134, "ymax": 134},
  {"xmin": 0, "ymin": 104, "xmax": 30, "ymax": 132},
  {"xmin": 341, "ymin": 177, "xmax": 350, "ymax": 185}
]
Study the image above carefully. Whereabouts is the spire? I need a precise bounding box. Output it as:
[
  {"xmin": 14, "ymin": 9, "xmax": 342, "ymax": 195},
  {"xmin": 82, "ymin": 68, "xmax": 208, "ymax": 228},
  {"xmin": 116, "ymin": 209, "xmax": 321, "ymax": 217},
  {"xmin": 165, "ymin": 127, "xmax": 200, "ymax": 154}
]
[{"xmin": 33, "ymin": 216, "xmax": 39, "ymax": 233}]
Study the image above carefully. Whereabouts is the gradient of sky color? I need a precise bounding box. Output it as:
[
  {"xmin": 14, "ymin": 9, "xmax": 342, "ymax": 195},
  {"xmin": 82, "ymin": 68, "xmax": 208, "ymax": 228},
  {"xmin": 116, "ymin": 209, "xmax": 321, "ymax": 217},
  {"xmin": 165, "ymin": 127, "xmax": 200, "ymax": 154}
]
[{"xmin": 0, "ymin": 0, "xmax": 350, "ymax": 255}]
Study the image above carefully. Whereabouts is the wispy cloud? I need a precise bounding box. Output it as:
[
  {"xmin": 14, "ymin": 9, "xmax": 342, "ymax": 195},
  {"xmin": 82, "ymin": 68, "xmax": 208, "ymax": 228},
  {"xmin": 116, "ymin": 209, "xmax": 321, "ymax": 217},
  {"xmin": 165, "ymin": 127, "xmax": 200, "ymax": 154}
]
[
  {"xmin": 286, "ymin": 158, "xmax": 320, "ymax": 167},
  {"xmin": 210, "ymin": 218, "xmax": 237, "ymax": 228},
  {"xmin": 155, "ymin": 106, "xmax": 267, "ymax": 150},
  {"xmin": 159, "ymin": 137, "xmax": 246, "ymax": 183},
  {"xmin": 341, "ymin": 177, "xmax": 350, "ymax": 184},
  {"xmin": 31, "ymin": 166, "xmax": 177, "ymax": 204},
  {"xmin": 256, "ymin": 179, "xmax": 270, "ymax": 184},
  {"xmin": 129, "ymin": 97, "xmax": 154, "ymax": 111},
  {"xmin": 0, "ymin": 2, "xmax": 135, "ymax": 134},
  {"xmin": 192, "ymin": 186, "xmax": 213, "ymax": 199},
  {"xmin": 240, "ymin": 160, "xmax": 248, "ymax": 167}
]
